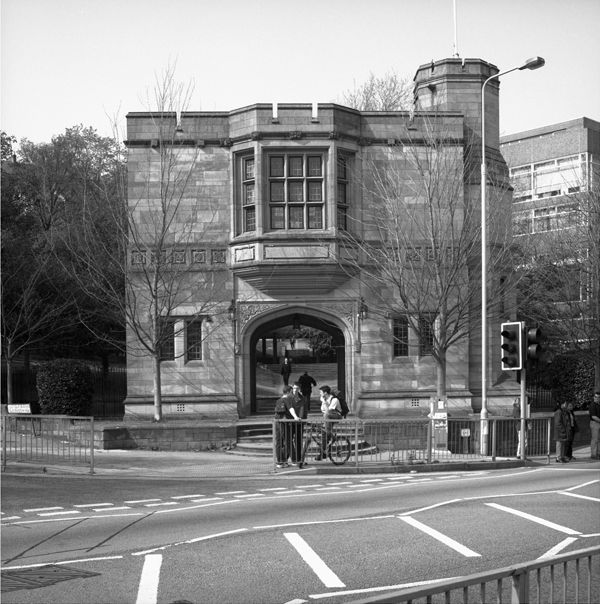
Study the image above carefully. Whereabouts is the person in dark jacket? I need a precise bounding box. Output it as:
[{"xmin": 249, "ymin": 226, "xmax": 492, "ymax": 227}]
[
  {"xmin": 274, "ymin": 385, "xmax": 300, "ymax": 468},
  {"xmin": 280, "ymin": 357, "xmax": 292, "ymax": 386},
  {"xmin": 298, "ymin": 371, "xmax": 317, "ymax": 417},
  {"xmin": 564, "ymin": 402, "xmax": 578, "ymax": 461},
  {"xmin": 553, "ymin": 401, "xmax": 570, "ymax": 463}
]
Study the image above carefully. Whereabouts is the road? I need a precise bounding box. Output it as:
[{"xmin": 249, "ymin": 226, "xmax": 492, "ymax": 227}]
[{"xmin": 2, "ymin": 466, "xmax": 599, "ymax": 603}]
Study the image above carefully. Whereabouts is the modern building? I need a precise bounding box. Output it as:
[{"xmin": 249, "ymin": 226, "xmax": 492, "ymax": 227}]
[{"xmin": 123, "ymin": 57, "xmax": 517, "ymax": 423}]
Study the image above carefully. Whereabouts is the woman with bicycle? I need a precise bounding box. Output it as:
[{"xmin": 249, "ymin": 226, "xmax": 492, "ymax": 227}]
[{"xmin": 315, "ymin": 385, "xmax": 342, "ymax": 460}]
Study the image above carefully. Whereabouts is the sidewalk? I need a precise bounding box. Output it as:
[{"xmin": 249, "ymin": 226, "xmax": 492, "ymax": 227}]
[{"xmin": 3, "ymin": 443, "xmax": 597, "ymax": 479}]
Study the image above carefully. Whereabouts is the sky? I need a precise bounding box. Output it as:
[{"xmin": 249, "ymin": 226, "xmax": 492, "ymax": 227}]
[{"xmin": 2, "ymin": 0, "xmax": 599, "ymax": 145}]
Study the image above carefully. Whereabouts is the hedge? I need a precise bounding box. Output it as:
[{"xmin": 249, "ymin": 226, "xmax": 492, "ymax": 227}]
[{"xmin": 36, "ymin": 359, "xmax": 94, "ymax": 416}]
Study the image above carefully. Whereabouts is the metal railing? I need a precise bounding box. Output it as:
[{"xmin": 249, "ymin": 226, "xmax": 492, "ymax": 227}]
[
  {"xmin": 1, "ymin": 414, "xmax": 95, "ymax": 474},
  {"xmin": 273, "ymin": 417, "xmax": 553, "ymax": 468},
  {"xmin": 348, "ymin": 545, "xmax": 600, "ymax": 604}
]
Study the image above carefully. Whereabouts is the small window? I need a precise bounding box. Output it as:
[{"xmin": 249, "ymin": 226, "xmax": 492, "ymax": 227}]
[
  {"xmin": 337, "ymin": 154, "xmax": 349, "ymax": 231},
  {"xmin": 186, "ymin": 319, "xmax": 203, "ymax": 362},
  {"xmin": 159, "ymin": 319, "xmax": 175, "ymax": 362},
  {"xmin": 270, "ymin": 156, "xmax": 284, "ymax": 177},
  {"xmin": 393, "ymin": 317, "xmax": 409, "ymax": 357},
  {"xmin": 419, "ymin": 315, "xmax": 435, "ymax": 356}
]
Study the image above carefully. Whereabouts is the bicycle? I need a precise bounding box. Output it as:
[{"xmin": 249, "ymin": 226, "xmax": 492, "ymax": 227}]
[{"xmin": 299, "ymin": 419, "xmax": 351, "ymax": 466}]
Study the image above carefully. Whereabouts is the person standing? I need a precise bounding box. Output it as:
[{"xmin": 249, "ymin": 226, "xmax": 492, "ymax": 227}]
[
  {"xmin": 315, "ymin": 385, "xmax": 342, "ymax": 461},
  {"xmin": 274, "ymin": 385, "xmax": 300, "ymax": 468},
  {"xmin": 280, "ymin": 357, "xmax": 292, "ymax": 386},
  {"xmin": 553, "ymin": 401, "xmax": 570, "ymax": 463},
  {"xmin": 298, "ymin": 371, "xmax": 317, "ymax": 417},
  {"xmin": 589, "ymin": 391, "xmax": 600, "ymax": 460},
  {"xmin": 512, "ymin": 397, "xmax": 530, "ymax": 459},
  {"xmin": 564, "ymin": 402, "xmax": 578, "ymax": 461},
  {"xmin": 289, "ymin": 382, "xmax": 304, "ymax": 465}
]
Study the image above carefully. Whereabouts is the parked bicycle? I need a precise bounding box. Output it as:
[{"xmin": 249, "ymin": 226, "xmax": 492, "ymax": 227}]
[{"xmin": 299, "ymin": 419, "xmax": 351, "ymax": 466}]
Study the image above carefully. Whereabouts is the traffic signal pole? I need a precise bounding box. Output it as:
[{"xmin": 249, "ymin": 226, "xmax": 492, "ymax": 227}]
[{"xmin": 520, "ymin": 328, "xmax": 527, "ymax": 461}]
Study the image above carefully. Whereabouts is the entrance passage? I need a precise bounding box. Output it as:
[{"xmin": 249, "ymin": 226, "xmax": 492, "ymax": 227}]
[{"xmin": 250, "ymin": 312, "xmax": 345, "ymax": 415}]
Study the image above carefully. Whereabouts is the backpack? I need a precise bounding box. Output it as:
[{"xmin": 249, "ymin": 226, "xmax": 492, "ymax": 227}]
[
  {"xmin": 333, "ymin": 389, "xmax": 349, "ymax": 418},
  {"xmin": 274, "ymin": 396, "xmax": 287, "ymax": 415}
]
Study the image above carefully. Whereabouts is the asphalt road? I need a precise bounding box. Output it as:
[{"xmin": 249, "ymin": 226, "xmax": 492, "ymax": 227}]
[{"xmin": 2, "ymin": 466, "xmax": 599, "ymax": 603}]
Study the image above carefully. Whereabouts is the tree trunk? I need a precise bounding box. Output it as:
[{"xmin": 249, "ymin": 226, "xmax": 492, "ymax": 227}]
[
  {"xmin": 153, "ymin": 354, "xmax": 163, "ymax": 422},
  {"xmin": 6, "ymin": 340, "xmax": 14, "ymax": 406},
  {"xmin": 436, "ymin": 348, "xmax": 447, "ymax": 400}
]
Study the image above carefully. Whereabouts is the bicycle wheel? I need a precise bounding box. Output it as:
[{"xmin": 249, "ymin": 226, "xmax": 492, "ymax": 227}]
[{"xmin": 327, "ymin": 436, "xmax": 351, "ymax": 465}]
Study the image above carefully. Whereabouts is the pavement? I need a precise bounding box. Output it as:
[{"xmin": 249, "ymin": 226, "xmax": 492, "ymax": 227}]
[{"xmin": 1, "ymin": 444, "xmax": 596, "ymax": 480}]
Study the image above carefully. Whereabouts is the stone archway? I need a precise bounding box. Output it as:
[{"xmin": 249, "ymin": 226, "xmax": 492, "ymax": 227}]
[{"xmin": 241, "ymin": 307, "xmax": 350, "ymax": 416}]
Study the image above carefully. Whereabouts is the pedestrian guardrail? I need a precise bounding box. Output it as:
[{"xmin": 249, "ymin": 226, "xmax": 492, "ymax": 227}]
[
  {"xmin": 273, "ymin": 416, "xmax": 553, "ymax": 468},
  {"xmin": 348, "ymin": 545, "xmax": 600, "ymax": 604},
  {"xmin": 1, "ymin": 414, "xmax": 95, "ymax": 474}
]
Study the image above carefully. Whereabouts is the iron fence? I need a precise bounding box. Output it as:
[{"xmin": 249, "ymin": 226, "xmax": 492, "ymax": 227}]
[
  {"xmin": 1, "ymin": 414, "xmax": 95, "ymax": 474},
  {"xmin": 348, "ymin": 545, "xmax": 600, "ymax": 604},
  {"xmin": 273, "ymin": 417, "xmax": 553, "ymax": 468}
]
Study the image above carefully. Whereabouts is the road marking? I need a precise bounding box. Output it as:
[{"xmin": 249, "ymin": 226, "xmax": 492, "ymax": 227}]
[
  {"xmin": 314, "ymin": 486, "xmax": 341, "ymax": 491},
  {"xmin": 360, "ymin": 479, "xmax": 384, "ymax": 483},
  {"xmin": 125, "ymin": 498, "xmax": 161, "ymax": 504},
  {"xmin": 132, "ymin": 528, "xmax": 248, "ymax": 556},
  {"xmin": 562, "ymin": 479, "xmax": 600, "ymax": 492},
  {"xmin": 274, "ymin": 490, "xmax": 306, "ymax": 495},
  {"xmin": 399, "ymin": 516, "xmax": 481, "ymax": 557},
  {"xmin": 255, "ymin": 515, "xmax": 394, "ymax": 531},
  {"xmin": 214, "ymin": 490, "xmax": 246, "ymax": 495},
  {"xmin": 234, "ymin": 493, "xmax": 265, "ymax": 499},
  {"xmin": 1, "ymin": 555, "xmax": 124, "ymax": 571},
  {"xmin": 23, "ymin": 506, "xmax": 63, "ymax": 512},
  {"xmin": 538, "ymin": 537, "xmax": 579, "ymax": 559},
  {"xmin": 0, "ymin": 516, "xmax": 21, "ymax": 521},
  {"xmin": 284, "ymin": 533, "xmax": 345, "ymax": 588},
  {"xmin": 144, "ymin": 502, "xmax": 178, "ymax": 507},
  {"xmin": 258, "ymin": 487, "xmax": 288, "ymax": 491},
  {"xmin": 559, "ymin": 491, "xmax": 600, "ymax": 503},
  {"xmin": 191, "ymin": 497, "xmax": 222, "ymax": 503},
  {"xmin": 170, "ymin": 494, "xmax": 205, "ymax": 499},
  {"xmin": 399, "ymin": 499, "xmax": 463, "ymax": 516},
  {"xmin": 96, "ymin": 506, "xmax": 131, "ymax": 512},
  {"xmin": 309, "ymin": 577, "xmax": 458, "ymax": 600},
  {"xmin": 135, "ymin": 554, "xmax": 162, "ymax": 604},
  {"xmin": 300, "ymin": 484, "xmax": 324, "ymax": 488},
  {"xmin": 327, "ymin": 481, "xmax": 352, "ymax": 486},
  {"xmin": 74, "ymin": 503, "xmax": 113, "ymax": 508},
  {"xmin": 38, "ymin": 510, "xmax": 82, "ymax": 517},
  {"xmin": 485, "ymin": 503, "xmax": 581, "ymax": 535}
]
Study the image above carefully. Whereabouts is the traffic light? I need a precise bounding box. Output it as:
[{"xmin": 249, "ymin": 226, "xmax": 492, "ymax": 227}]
[
  {"xmin": 501, "ymin": 321, "xmax": 523, "ymax": 370},
  {"xmin": 526, "ymin": 327, "xmax": 542, "ymax": 361}
]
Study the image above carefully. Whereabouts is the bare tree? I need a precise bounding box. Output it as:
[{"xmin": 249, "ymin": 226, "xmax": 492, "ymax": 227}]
[
  {"xmin": 337, "ymin": 117, "xmax": 512, "ymax": 399},
  {"xmin": 516, "ymin": 180, "xmax": 600, "ymax": 389},
  {"xmin": 341, "ymin": 70, "xmax": 413, "ymax": 111},
  {"xmin": 57, "ymin": 66, "xmax": 230, "ymax": 421}
]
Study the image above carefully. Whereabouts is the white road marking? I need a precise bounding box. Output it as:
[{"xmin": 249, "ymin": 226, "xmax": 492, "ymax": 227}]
[
  {"xmin": 214, "ymin": 490, "xmax": 246, "ymax": 495},
  {"xmin": 74, "ymin": 503, "xmax": 113, "ymax": 508},
  {"xmin": 0, "ymin": 516, "xmax": 21, "ymax": 521},
  {"xmin": 562, "ymin": 479, "xmax": 600, "ymax": 492},
  {"xmin": 399, "ymin": 516, "xmax": 481, "ymax": 557},
  {"xmin": 132, "ymin": 528, "xmax": 248, "ymax": 556},
  {"xmin": 38, "ymin": 510, "xmax": 82, "ymax": 517},
  {"xmin": 135, "ymin": 554, "xmax": 162, "ymax": 604},
  {"xmin": 1, "ymin": 555, "xmax": 123, "ymax": 571},
  {"xmin": 309, "ymin": 577, "xmax": 457, "ymax": 600},
  {"xmin": 485, "ymin": 503, "xmax": 581, "ymax": 535},
  {"xmin": 274, "ymin": 490, "xmax": 306, "ymax": 494},
  {"xmin": 314, "ymin": 486, "xmax": 341, "ymax": 491},
  {"xmin": 399, "ymin": 499, "xmax": 463, "ymax": 516},
  {"xmin": 144, "ymin": 502, "xmax": 178, "ymax": 507},
  {"xmin": 360, "ymin": 479, "xmax": 384, "ymax": 483},
  {"xmin": 538, "ymin": 537, "xmax": 579, "ymax": 559},
  {"xmin": 284, "ymin": 533, "xmax": 345, "ymax": 588},
  {"xmin": 559, "ymin": 491, "xmax": 600, "ymax": 503},
  {"xmin": 191, "ymin": 497, "xmax": 222, "ymax": 503},
  {"xmin": 255, "ymin": 515, "xmax": 394, "ymax": 531},
  {"xmin": 96, "ymin": 506, "xmax": 131, "ymax": 512},
  {"xmin": 258, "ymin": 487, "xmax": 288, "ymax": 491},
  {"xmin": 125, "ymin": 498, "xmax": 161, "ymax": 504},
  {"xmin": 300, "ymin": 484, "xmax": 324, "ymax": 488},
  {"xmin": 23, "ymin": 506, "xmax": 63, "ymax": 512},
  {"xmin": 327, "ymin": 481, "xmax": 352, "ymax": 485},
  {"xmin": 170, "ymin": 494, "xmax": 205, "ymax": 499},
  {"xmin": 234, "ymin": 493, "xmax": 265, "ymax": 499}
]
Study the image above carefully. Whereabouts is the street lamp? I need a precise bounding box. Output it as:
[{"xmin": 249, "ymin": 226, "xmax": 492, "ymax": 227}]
[{"xmin": 480, "ymin": 56, "xmax": 545, "ymax": 454}]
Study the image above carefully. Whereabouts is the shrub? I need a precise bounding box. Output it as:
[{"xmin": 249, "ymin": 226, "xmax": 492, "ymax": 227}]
[
  {"xmin": 538, "ymin": 354, "xmax": 594, "ymax": 410},
  {"xmin": 36, "ymin": 359, "xmax": 94, "ymax": 416}
]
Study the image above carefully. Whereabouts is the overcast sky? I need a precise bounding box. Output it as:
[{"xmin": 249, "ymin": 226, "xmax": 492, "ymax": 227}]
[{"xmin": 2, "ymin": 0, "xmax": 599, "ymax": 145}]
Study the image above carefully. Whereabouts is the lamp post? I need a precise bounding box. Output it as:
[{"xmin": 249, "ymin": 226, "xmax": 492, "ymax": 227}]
[{"xmin": 480, "ymin": 56, "xmax": 545, "ymax": 455}]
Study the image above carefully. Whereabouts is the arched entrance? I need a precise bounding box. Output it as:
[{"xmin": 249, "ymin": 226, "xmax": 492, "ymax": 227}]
[{"xmin": 246, "ymin": 310, "xmax": 347, "ymax": 415}]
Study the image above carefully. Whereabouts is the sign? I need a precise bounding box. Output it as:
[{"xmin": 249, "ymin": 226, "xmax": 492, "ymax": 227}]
[
  {"xmin": 461, "ymin": 428, "xmax": 471, "ymax": 437},
  {"xmin": 7, "ymin": 403, "xmax": 33, "ymax": 414}
]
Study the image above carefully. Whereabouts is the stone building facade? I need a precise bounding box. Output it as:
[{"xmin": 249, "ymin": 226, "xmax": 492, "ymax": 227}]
[{"xmin": 124, "ymin": 57, "xmax": 517, "ymax": 421}]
